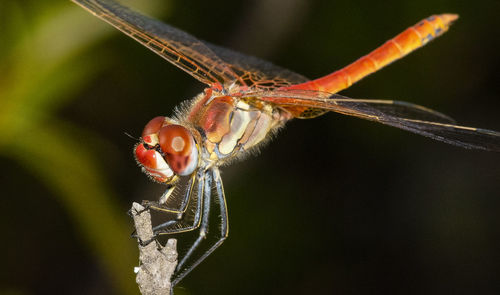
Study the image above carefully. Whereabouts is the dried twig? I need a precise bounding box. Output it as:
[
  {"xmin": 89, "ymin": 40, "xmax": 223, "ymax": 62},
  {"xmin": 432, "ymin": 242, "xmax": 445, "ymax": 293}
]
[{"xmin": 131, "ymin": 202, "xmax": 178, "ymax": 295}]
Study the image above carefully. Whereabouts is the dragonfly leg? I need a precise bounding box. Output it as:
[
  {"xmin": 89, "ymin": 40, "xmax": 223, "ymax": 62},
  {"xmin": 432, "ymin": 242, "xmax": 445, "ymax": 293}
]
[
  {"xmin": 142, "ymin": 175, "xmax": 192, "ymax": 215},
  {"xmin": 129, "ymin": 185, "xmax": 178, "ymax": 216},
  {"xmin": 150, "ymin": 169, "xmax": 205, "ymax": 235},
  {"xmin": 172, "ymin": 168, "xmax": 229, "ymax": 286},
  {"xmin": 131, "ymin": 169, "xmax": 205, "ymax": 247}
]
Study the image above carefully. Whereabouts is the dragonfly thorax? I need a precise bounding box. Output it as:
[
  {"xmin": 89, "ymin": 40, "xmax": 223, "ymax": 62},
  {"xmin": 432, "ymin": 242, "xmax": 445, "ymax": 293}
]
[
  {"xmin": 134, "ymin": 116, "xmax": 200, "ymax": 183},
  {"xmin": 187, "ymin": 89, "xmax": 291, "ymax": 163}
]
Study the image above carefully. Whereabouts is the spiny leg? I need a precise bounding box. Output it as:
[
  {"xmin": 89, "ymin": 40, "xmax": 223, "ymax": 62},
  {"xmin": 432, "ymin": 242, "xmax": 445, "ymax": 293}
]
[
  {"xmin": 142, "ymin": 172, "xmax": 194, "ymax": 215},
  {"xmin": 176, "ymin": 170, "xmax": 212, "ymax": 271},
  {"xmin": 151, "ymin": 169, "xmax": 206, "ymax": 235},
  {"xmin": 172, "ymin": 167, "xmax": 229, "ymax": 286},
  {"xmin": 130, "ymin": 181, "xmax": 186, "ymax": 242}
]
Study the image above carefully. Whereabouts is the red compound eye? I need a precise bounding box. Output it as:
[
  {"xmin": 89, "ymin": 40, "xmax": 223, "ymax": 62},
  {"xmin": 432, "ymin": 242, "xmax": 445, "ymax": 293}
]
[
  {"xmin": 142, "ymin": 116, "xmax": 165, "ymax": 137},
  {"xmin": 159, "ymin": 125, "xmax": 192, "ymax": 155},
  {"xmin": 159, "ymin": 125, "xmax": 195, "ymax": 174}
]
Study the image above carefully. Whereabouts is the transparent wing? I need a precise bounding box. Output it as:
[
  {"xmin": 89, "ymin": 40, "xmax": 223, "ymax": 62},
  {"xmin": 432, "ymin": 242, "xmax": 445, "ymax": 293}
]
[
  {"xmin": 72, "ymin": 0, "xmax": 242, "ymax": 87},
  {"xmin": 242, "ymin": 89, "xmax": 500, "ymax": 151},
  {"xmin": 72, "ymin": 0, "xmax": 308, "ymax": 90},
  {"xmin": 206, "ymin": 43, "xmax": 308, "ymax": 89}
]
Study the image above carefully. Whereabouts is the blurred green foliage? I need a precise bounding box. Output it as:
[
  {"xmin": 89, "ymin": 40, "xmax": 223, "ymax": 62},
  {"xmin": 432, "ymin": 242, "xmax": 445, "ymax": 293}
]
[{"xmin": 0, "ymin": 1, "xmax": 166, "ymax": 294}]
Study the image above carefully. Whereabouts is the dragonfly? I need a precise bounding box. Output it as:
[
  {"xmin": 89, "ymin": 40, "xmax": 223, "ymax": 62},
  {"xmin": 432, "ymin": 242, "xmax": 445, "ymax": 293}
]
[{"xmin": 73, "ymin": 0, "xmax": 500, "ymax": 288}]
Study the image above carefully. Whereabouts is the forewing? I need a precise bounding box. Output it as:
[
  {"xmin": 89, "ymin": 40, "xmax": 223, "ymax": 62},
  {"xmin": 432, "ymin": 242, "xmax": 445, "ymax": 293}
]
[
  {"xmin": 206, "ymin": 43, "xmax": 308, "ymax": 90},
  {"xmin": 72, "ymin": 0, "xmax": 241, "ymax": 87},
  {"xmin": 73, "ymin": 0, "xmax": 308, "ymax": 90},
  {"xmin": 243, "ymin": 89, "xmax": 500, "ymax": 151}
]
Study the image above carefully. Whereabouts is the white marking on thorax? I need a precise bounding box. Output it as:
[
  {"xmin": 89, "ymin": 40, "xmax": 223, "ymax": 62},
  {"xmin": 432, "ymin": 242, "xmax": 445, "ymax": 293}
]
[
  {"xmin": 219, "ymin": 109, "xmax": 252, "ymax": 154},
  {"xmin": 217, "ymin": 100, "xmax": 276, "ymax": 155},
  {"xmin": 235, "ymin": 100, "xmax": 251, "ymax": 110},
  {"xmin": 243, "ymin": 112, "xmax": 272, "ymax": 149}
]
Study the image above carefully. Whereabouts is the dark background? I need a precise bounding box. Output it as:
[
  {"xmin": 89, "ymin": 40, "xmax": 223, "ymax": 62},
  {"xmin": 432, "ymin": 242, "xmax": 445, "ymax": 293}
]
[{"xmin": 1, "ymin": 0, "xmax": 499, "ymax": 294}]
